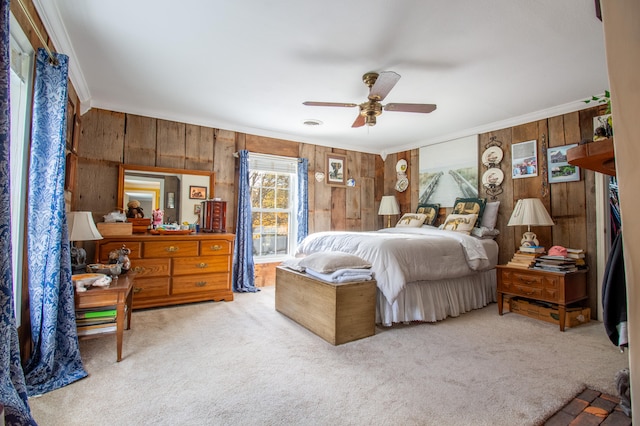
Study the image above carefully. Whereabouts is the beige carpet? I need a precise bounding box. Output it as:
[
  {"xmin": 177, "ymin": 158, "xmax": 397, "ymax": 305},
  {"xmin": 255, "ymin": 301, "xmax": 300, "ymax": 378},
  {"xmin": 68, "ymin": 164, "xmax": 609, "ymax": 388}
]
[{"xmin": 28, "ymin": 286, "xmax": 628, "ymax": 426}]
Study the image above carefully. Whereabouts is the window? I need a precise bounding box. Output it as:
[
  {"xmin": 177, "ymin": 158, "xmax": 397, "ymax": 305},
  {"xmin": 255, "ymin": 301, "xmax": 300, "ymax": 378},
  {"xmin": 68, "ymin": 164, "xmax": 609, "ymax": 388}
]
[
  {"xmin": 9, "ymin": 14, "xmax": 34, "ymax": 324},
  {"xmin": 249, "ymin": 154, "xmax": 298, "ymax": 261}
]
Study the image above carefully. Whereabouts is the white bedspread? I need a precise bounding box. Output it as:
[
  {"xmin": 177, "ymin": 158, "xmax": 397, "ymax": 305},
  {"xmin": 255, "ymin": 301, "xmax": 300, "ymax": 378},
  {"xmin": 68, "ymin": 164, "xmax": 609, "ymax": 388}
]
[{"xmin": 296, "ymin": 226, "xmax": 498, "ymax": 305}]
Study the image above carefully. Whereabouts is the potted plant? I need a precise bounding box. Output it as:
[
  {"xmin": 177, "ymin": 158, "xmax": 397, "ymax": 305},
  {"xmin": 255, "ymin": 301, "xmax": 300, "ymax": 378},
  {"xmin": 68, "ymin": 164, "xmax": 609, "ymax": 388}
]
[{"xmin": 585, "ymin": 90, "xmax": 612, "ymax": 140}]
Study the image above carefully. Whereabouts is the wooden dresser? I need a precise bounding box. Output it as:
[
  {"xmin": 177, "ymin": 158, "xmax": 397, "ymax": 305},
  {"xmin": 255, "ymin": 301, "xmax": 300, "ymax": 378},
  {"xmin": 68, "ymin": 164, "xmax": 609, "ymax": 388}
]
[{"xmin": 95, "ymin": 233, "xmax": 235, "ymax": 309}]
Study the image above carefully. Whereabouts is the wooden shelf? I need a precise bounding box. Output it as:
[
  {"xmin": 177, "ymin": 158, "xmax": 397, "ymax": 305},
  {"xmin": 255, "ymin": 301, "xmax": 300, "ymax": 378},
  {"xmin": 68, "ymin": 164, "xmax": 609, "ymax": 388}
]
[{"xmin": 566, "ymin": 138, "xmax": 616, "ymax": 176}]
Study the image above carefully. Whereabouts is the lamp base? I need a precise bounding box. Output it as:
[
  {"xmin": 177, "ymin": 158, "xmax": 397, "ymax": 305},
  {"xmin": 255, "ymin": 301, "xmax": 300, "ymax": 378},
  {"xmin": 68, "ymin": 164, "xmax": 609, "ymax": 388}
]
[{"xmin": 520, "ymin": 231, "xmax": 539, "ymax": 247}]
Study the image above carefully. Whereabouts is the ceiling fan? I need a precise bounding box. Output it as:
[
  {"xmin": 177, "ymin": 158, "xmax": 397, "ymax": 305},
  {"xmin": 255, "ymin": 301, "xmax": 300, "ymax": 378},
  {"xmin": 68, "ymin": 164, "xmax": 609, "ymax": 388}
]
[{"xmin": 303, "ymin": 71, "xmax": 437, "ymax": 127}]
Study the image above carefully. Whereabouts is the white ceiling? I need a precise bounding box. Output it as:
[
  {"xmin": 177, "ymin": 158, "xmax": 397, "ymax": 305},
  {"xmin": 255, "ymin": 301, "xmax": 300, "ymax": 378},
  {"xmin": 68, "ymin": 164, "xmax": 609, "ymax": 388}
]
[{"xmin": 34, "ymin": 0, "xmax": 608, "ymax": 157}]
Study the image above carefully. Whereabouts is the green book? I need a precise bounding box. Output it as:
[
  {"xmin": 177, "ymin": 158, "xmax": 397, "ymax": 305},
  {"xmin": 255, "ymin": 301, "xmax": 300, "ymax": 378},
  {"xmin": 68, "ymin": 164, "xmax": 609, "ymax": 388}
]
[{"xmin": 76, "ymin": 309, "xmax": 117, "ymax": 319}]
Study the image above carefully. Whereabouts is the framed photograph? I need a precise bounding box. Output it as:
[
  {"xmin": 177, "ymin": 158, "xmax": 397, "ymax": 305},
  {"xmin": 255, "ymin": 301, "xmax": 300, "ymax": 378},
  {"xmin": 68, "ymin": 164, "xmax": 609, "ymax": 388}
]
[
  {"xmin": 418, "ymin": 135, "xmax": 479, "ymax": 207},
  {"xmin": 194, "ymin": 203, "xmax": 202, "ymax": 215},
  {"xmin": 189, "ymin": 186, "xmax": 207, "ymax": 200},
  {"xmin": 511, "ymin": 139, "xmax": 538, "ymax": 179},
  {"xmin": 326, "ymin": 153, "xmax": 346, "ymax": 186},
  {"xmin": 548, "ymin": 144, "xmax": 580, "ymax": 183}
]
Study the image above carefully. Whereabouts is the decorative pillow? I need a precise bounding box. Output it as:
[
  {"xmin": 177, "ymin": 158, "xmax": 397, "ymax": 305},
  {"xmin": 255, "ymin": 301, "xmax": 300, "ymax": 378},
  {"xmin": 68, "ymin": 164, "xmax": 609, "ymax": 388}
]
[
  {"xmin": 416, "ymin": 203, "xmax": 440, "ymax": 226},
  {"xmin": 452, "ymin": 197, "xmax": 486, "ymax": 227},
  {"xmin": 298, "ymin": 251, "xmax": 371, "ymax": 274},
  {"xmin": 480, "ymin": 201, "xmax": 500, "ymax": 229},
  {"xmin": 395, "ymin": 213, "xmax": 427, "ymax": 228},
  {"xmin": 442, "ymin": 213, "xmax": 478, "ymax": 234}
]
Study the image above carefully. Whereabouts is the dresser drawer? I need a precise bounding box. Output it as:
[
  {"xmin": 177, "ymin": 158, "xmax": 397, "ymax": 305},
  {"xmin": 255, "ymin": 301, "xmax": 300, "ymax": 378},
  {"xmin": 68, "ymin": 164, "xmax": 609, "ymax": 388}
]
[
  {"xmin": 98, "ymin": 241, "xmax": 142, "ymax": 261},
  {"xmin": 129, "ymin": 258, "xmax": 170, "ymax": 278},
  {"xmin": 200, "ymin": 240, "xmax": 232, "ymax": 256},
  {"xmin": 132, "ymin": 277, "xmax": 170, "ymax": 299},
  {"xmin": 172, "ymin": 256, "xmax": 231, "ymax": 276},
  {"xmin": 143, "ymin": 241, "xmax": 199, "ymax": 258},
  {"xmin": 172, "ymin": 273, "xmax": 230, "ymax": 294}
]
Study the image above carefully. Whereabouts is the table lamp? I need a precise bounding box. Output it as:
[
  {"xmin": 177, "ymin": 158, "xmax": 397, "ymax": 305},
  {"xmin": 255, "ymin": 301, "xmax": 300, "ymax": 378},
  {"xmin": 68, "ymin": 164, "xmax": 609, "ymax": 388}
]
[
  {"xmin": 507, "ymin": 198, "xmax": 554, "ymax": 247},
  {"xmin": 68, "ymin": 211, "xmax": 103, "ymax": 273},
  {"xmin": 378, "ymin": 195, "xmax": 400, "ymax": 228}
]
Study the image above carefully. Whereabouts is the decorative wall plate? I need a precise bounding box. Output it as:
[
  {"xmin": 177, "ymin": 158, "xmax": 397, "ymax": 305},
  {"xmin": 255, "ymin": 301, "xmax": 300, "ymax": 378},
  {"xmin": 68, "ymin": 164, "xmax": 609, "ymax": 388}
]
[
  {"xmin": 395, "ymin": 176, "xmax": 409, "ymax": 192},
  {"xmin": 482, "ymin": 146, "xmax": 504, "ymax": 166},
  {"xmin": 482, "ymin": 168, "xmax": 504, "ymax": 187},
  {"xmin": 396, "ymin": 159, "xmax": 408, "ymax": 173}
]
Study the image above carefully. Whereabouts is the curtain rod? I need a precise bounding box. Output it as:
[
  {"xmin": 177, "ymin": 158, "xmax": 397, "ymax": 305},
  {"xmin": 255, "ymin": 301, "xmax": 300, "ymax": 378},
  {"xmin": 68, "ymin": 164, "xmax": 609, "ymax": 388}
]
[
  {"xmin": 233, "ymin": 151, "xmax": 304, "ymax": 162},
  {"xmin": 16, "ymin": 0, "xmax": 58, "ymax": 65}
]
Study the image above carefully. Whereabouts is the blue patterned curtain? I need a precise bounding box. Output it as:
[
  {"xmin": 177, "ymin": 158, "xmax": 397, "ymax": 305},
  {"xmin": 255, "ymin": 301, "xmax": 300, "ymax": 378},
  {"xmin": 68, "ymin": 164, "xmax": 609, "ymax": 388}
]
[
  {"xmin": 232, "ymin": 150, "xmax": 258, "ymax": 292},
  {"xmin": 23, "ymin": 48, "xmax": 87, "ymax": 396},
  {"xmin": 296, "ymin": 158, "xmax": 308, "ymax": 243},
  {"xmin": 0, "ymin": 0, "xmax": 37, "ymax": 422}
]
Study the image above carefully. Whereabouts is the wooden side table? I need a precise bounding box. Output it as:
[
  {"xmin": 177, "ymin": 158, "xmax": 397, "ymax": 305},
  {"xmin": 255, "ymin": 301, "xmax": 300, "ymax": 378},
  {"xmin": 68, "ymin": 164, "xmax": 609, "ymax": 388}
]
[
  {"xmin": 74, "ymin": 274, "xmax": 134, "ymax": 361},
  {"xmin": 496, "ymin": 265, "xmax": 588, "ymax": 331}
]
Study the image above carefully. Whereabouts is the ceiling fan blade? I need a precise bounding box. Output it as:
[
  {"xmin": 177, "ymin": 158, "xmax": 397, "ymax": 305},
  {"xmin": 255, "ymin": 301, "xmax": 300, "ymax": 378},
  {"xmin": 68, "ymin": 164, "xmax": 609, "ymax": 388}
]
[
  {"xmin": 351, "ymin": 114, "xmax": 365, "ymax": 128},
  {"xmin": 369, "ymin": 71, "xmax": 401, "ymax": 101},
  {"xmin": 303, "ymin": 101, "xmax": 358, "ymax": 108},
  {"xmin": 384, "ymin": 103, "xmax": 437, "ymax": 113}
]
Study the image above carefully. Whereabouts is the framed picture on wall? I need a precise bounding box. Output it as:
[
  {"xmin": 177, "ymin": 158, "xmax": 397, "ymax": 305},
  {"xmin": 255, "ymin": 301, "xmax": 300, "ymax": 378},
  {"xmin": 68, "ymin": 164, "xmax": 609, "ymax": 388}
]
[
  {"xmin": 548, "ymin": 144, "xmax": 580, "ymax": 183},
  {"xmin": 189, "ymin": 186, "xmax": 207, "ymax": 200},
  {"xmin": 326, "ymin": 153, "xmax": 346, "ymax": 186},
  {"xmin": 511, "ymin": 139, "xmax": 538, "ymax": 179}
]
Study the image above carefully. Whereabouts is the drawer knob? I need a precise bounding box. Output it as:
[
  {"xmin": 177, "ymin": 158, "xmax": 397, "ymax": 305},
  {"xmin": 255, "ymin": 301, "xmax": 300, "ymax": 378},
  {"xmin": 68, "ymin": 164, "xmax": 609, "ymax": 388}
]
[
  {"xmin": 133, "ymin": 287, "xmax": 142, "ymax": 294},
  {"xmin": 132, "ymin": 266, "xmax": 146, "ymax": 273},
  {"xmin": 197, "ymin": 262, "xmax": 208, "ymax": 268},
  {"xmin": 165, "ymin": 246, "xmax": 179, "ymax": 252},
  {"xmin": 519, "ymin": 278, "xmax": 535, "ymax": 285},
  {"xmin": 210, "ymin": 245, "xmax": 222, "ymax": 251},
  {"xmin": 195, "ymin": 281, "xmax": 207, "ymax": 287}
]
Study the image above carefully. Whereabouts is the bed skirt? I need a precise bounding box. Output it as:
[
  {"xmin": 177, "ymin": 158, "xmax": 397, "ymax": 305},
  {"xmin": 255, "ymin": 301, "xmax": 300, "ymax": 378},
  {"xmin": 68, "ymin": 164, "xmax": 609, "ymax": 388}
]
[{"xmin": 376, "ymin": 269, "xmax": 497, "ymax": 326}]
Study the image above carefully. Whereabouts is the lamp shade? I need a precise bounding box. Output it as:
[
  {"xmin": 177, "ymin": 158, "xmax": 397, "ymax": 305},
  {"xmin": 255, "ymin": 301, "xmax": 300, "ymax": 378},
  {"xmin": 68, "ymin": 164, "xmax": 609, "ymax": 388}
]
[
  {"xmin": 68, "ymin": 211, "xmax": 103, "ymax": 241},
  {"xmin": 507, "ymin": 198, "xmax": 554, "ymax": 227},
  {"xmin": 378, "ymin": 196, "xmax": 400, "ymax": 216}
]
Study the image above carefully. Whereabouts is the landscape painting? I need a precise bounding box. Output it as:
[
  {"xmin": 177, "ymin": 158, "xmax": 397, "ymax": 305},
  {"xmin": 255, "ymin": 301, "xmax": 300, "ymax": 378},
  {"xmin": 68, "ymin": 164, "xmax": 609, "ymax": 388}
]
[{"xmin": 419, "ymin": 135, "xmax": 478, "ymax": 208}]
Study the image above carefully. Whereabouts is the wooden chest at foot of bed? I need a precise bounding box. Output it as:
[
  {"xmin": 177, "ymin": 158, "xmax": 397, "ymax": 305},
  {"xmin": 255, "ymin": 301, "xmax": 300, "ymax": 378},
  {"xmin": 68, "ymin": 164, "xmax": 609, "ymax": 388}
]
[{"xmin": 275, "ymin": 266, "xmax": 376, "ymax": 345}]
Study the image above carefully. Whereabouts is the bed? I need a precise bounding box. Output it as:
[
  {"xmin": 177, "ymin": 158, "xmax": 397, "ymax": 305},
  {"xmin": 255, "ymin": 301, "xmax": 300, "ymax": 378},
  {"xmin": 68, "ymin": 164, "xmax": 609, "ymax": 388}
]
[{"xmin": 295, "ymin": 212, "xmax": 500, "ymax": 326}]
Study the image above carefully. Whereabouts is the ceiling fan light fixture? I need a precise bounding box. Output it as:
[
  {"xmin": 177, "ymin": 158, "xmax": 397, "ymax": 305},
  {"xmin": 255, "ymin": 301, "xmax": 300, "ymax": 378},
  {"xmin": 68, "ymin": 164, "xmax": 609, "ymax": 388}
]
[{"xmin": 365, "ymin": 115, "xmax": 376, "ymax": 126}]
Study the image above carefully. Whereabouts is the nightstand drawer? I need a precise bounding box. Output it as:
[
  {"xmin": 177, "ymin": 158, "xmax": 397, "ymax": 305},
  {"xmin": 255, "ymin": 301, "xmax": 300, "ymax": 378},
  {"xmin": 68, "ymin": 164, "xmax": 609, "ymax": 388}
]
[{"xmin": 504, "ymin": 282, "xmax": 544, "ymax": 298}]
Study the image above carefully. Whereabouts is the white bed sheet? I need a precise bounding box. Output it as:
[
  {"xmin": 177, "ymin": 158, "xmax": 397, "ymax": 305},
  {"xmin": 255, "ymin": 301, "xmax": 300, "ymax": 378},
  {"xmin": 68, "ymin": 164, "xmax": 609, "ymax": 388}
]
[{"xmin": 296, "ymin": 226, "xmax": 498, "ymax": 305}]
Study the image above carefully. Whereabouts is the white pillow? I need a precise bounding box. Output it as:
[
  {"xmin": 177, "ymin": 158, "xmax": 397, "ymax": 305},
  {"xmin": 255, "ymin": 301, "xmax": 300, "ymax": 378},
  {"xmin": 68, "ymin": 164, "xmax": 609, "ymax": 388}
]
[
  {"xmin": 442, "ymin": 213, "xmax": 478, "ymax": 234},
  {"xmin": 480, "ymin": 201, "xmax": 500, "ymax": 229},
  {"xmin": 471, "ymin": 226, "xmax": 500, "ymax": 239},
  {"xmin": 298, "ymin": 251, "xmax": 371, "ymax": 274},
  {"xmin": 280, "ymin": 257, "xmax": 305, "ymax": 272},
  {"xmin": 396, "ymin": 213, "xmax": 427, "ymax": 228}
]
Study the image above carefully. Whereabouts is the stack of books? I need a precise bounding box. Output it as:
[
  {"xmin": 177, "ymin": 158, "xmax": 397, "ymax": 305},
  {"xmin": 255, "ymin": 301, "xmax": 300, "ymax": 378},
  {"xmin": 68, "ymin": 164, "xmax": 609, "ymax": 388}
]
[
  {"xmin": 566, "ymin": 248, "xmax": 587, "ymax": 268},
  {"xmin": 506, "ymin": 251, "xmax": 542, "ymax": 269},
  {"xmin": 531, "ymin": 255, "xmax": 578, "ymax": 273},
  {"xmin": 76, "ymin": 306, "xmax": 117, "ymax": 336}
]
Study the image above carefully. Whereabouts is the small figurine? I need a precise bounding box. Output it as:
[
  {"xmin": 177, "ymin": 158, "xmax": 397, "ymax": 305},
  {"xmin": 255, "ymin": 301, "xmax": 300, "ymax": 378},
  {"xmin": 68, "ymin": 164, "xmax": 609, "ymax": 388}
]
[
  {"xmin": 108, "ymin": 244, "xmax": 131, "ymax": 273},
  {"xmin": 152, "ymin": 208, "xmax": 164, "ymax": 228},
  {"xmin": 126, "ymin": 200, "xmax": 144, "ymax": 218}
]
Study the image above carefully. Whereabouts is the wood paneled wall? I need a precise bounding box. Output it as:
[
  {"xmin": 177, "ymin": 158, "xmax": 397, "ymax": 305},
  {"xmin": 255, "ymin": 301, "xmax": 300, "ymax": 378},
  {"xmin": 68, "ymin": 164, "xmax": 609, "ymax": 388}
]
[
  {"xmin": 75, "ymin": 106, "xmax": 601, "ymax": 304},
  {"xmin": 74, "ymin": 108, "xmax": 380, "ymax": 269}
]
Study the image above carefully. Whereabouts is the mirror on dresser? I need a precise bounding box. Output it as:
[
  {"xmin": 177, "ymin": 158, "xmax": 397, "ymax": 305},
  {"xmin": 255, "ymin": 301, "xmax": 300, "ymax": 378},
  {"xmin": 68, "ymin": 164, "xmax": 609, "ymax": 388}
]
[{"xmin": 117, "ymin": 165, "xmax": 215, "ymax": 226}]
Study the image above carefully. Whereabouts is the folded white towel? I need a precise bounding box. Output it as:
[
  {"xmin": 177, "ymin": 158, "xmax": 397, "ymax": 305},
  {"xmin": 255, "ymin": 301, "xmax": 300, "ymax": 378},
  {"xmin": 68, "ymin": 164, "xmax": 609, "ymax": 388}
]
[{"xmin": 305, "ymin": 268, "xmax": 374, "ymax": 283}]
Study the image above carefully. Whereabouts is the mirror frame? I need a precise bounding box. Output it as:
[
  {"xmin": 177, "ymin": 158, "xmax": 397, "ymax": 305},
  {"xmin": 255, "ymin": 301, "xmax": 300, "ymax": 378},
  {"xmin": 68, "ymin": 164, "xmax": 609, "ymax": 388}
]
[{"xmin": 117, "ymin": 164, "xmax": 215, "ymax": 215}]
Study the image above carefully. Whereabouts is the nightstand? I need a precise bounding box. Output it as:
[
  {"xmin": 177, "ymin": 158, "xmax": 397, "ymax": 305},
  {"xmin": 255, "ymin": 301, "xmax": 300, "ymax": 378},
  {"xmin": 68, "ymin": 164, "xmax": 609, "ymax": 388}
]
[{"xmin": 496, "ymin": 265, "xmax": 588, "ymax": 331}]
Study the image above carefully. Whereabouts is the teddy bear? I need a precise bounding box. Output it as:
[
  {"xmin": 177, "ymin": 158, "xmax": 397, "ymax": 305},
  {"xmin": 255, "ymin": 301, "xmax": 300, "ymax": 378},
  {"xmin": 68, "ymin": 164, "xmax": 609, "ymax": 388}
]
[{"xmin": 126, "ymin": 200, "xmax": 144, "ymax": 218}]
